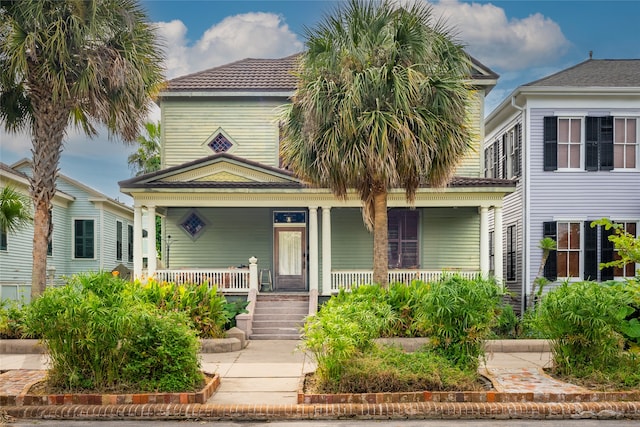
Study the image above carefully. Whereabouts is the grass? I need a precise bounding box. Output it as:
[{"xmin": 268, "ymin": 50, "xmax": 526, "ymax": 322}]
[{"xmin": 305, "ymin": 344, "xmax": 486, "ymax": 394}]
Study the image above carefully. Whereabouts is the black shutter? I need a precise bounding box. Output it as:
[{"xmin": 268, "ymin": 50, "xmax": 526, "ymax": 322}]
[
  {"xmin": 583, "ymin": 222, "xmax": 598, "ymax": 281},
  {"xmin": 513, "ymin": 123, "xmax": 522, "ymax": 177},
  {"xmin": 585, "ymin": 117, "xmax": 599, "ymax": 171},
  {"xmin": 543, "ymin": 117, "xmax": 557, "ymax": 171},
  {"xmin": 599, "ymin": 116, "xmax": 614, "ymax": 170},
  {"xmin": 484, "ymin": 147, "xmax": 490, "ymax": 177},
  {"xmin": 543, "ymin": 221, "xmax": 557, "ymax": 281},
  {"xmin": 601, "ymin": 225, "xmax": 615, "ymax": 281},
  {"xmin": 493, "ymin": 141, "xmax": 499, "ymax": 178}
]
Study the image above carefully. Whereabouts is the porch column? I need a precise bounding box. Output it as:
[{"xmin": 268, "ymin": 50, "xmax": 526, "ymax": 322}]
[
  {"xmin": 147, "ymin": 205, "xmax": 157, "ymax": 277},
  {"xmin": 493, "ymin": 206, "xmax": 504, "ymax": 284},
  {"xmin": 479, "ymin": 206, "xmax": 489, "ymax": 277},
  {"xmin": 133, "ymin": 205, "xmax": 143, "ymax": 280},
  {"xmin": 322, "ymin": 207, "xmax": 332, "ymax": 296},
  {"xmin": 308, "ymin": 206, "xmax": 319, "ymax": 292}
]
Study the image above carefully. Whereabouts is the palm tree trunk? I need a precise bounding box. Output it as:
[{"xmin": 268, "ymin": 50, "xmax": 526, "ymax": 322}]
[
  {"xmin": 372, "ymin": 189, "xmax": 388, "ymax": 287},
  {"xmin": 29, "ymin": 88, "xmax": 69, "ymax": 299}
]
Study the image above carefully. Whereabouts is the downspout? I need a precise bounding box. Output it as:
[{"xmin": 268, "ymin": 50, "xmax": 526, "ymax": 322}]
[{"xmin": 511, "ymin": 95, "xmax": 528, "ymax": 314}]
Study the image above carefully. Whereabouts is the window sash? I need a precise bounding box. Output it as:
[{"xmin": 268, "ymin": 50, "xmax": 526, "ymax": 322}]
[
  {"xmin": 506, "ymin": 225, "xmax": 516, "ymax": 281},
  {"xmin": 613, "ymin": 222, "xmax": 637, "ymax": 278},
  {"xmin": 388, "ymin": 210, "xmax": 419, "ymax": 269},
  {"xmin": 116, "ymin": 221, "xmax": 123, "ymax": 261},
  {"xmin": 74, "ymin": 219, "xmax": 95, "ymax": 259},
  {"xmin": 557, "ymin": 221, "xmax": 581, "ymax": 278},
  {"xmin": 614, "ymin": 118, "xmax": 638, "ymax": 169},
  {"xmin": 557, "ymin": 118, "xmax": 583, "ymax": 169},
  {"xmin": 0, "ymin": 227, "xmax": 7, "ymax": 251},
  {"xmin": 127, "ymin": 225, "xmax": 134, "ymax": 263}
]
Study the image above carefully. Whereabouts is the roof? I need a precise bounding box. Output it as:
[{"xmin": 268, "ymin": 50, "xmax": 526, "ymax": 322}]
[
  {"xmin": 525, "ymin": 59, "xmax": 640, "ymax": 88},
  {"xmin": 166, "ymin": 54, "xmax": 301, "ymax": 92},
  {"xmin": 164, "ymin": 53, "xmax": 498, "ymax": 93}
]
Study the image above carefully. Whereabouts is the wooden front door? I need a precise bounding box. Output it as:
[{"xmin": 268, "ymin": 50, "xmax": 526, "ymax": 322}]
[{"xmin": 274, "ymin": 226, "xmax": 306, "ymax": 291}]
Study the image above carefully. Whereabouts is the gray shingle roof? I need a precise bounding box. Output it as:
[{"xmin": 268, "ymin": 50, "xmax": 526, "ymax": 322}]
[
  {"xmin": 166, "ymin": 54, "xmax": 301, "ymax": 92},
  {"xmin": 525, "ymin": 59, "xmax": 640, "ymax": 87},
  {"xmin": 165, "ymin": 53, "xmax": 498, "ymax": 92}
]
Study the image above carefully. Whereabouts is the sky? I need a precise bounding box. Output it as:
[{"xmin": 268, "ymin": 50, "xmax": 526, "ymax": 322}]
[{"xmin": 1, "ymin": 0, "xmax": 639, "ymax": 205}]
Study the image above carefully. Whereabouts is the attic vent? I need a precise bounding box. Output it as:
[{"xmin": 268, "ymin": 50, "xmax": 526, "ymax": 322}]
[{"xmin": 209, "ymin": 133, "xmax": 233, "ymax": 153}]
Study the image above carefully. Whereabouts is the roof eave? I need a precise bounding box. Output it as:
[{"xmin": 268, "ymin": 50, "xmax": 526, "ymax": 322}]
[{"xmin": 159, "ymin": 90, "xmax": 294, "ymax": 99}]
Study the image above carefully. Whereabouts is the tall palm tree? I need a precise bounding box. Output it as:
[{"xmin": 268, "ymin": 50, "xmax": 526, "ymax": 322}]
[
  {"xmin": 128, "ymin": 121, "xmax": 161, "ymax": 177},
  {"xmin": 280, "ymin": 0, "xmax": 473, "ymax": 286},
  {"xmin": 0, "ymin": 186, "xmax": 32, "ymax": 235},
  {"xmin": 0, "ymin": 0, "xmax": 164, "ymax": 298}
]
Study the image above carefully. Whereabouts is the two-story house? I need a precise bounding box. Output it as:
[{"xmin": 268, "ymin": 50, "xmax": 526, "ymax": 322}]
[
  {"xmin": 1, "ymin": 160, "xmax": 135, "ymax": 302},
  {"xmin": 484, "ymin": 59, "xmax": 640, "ymax": 313},
  {"xmin": 119, "ymin": 54, "xmax": 514, "ymax": 338}
]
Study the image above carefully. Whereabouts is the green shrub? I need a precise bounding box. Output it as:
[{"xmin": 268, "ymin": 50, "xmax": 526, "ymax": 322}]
[
  {"xmin": 311, "ymin": 344, "xmax": 481, "ymax": 394},
  {"xmin": 141, "ymin": 279, "xmax": 230, "ymax": 338},
  {"xmin": 302, "ymin": 285, "xmax": 396, "ymax": 383},
  {"xmin": 415, "ymin": 275, "xmax": 503, "ymax": 370},
  {"xmin": 0, "ymin": 299, "xmax": 27, "ymax": 339},
  {"xmin": 531, "ymin": 280, "xmax": 632, "ymax": 375},
  {"xmin": 24, "ymin": 272, "xmax": 203, "ymax": 392},
  {"xmin": 491, "ymin": 303, "xmax": 520, "ymax": 339}
]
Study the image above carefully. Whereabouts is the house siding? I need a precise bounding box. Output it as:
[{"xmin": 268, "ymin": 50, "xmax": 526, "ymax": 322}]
[
  {"xmin": 422, "ymin": 207, "xmax": 479, "ymax": 270},
  {"xmin": 161, "ymin": 98, "xmax": 286, "ymax": 169},
  {"xmin": 528, "ymin": 106, "xmax": 640, "ymax": 292},
  {"xmin": 455, "ymin": 91, "xmax": 484, "ymax": 178}
]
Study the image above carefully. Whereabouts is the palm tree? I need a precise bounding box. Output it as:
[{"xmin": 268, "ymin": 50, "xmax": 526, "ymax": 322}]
[
  {"xmin": 128, "ymin": 121, "xmax": 161, "ymax": 176},
  {"xmin": 0, "ymin": 186, "xmax": 32, "ymax": 236},
  {"xmin": 0, "ymin": 0, "xmax": 164, "ymax": 298},
  {"xmin": 280, "ymin": 0, "xmax": 473, "ymax": 286}
]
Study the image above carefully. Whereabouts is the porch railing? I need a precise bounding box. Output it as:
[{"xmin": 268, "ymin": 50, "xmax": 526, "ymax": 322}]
[
  {"xmin": 331, "ymin": 269, "xmax": 480, "ymax": 293},
  {"xmin": 154, "ymin": 269, "xmax": 250, "ymax": 292}
]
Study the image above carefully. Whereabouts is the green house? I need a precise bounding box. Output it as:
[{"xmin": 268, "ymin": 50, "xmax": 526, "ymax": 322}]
[{"xmin": 119, "ymin": 54, "xmax": 514, "ymax": 338}]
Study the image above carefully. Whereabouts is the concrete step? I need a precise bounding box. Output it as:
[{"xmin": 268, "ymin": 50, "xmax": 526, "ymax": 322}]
[
  {"xmin": 253, "ymin": 313, "xmax": 309, "ymax": 322},
  {"xmin": 254, "ymin": 307, "xmax": 308, "ymax": 316},
  {"xmin": 253, "ymin": 320, "xmax": 305, "ymax": 329},
  {"xmin": 252, "ymin": 326, "xmax": 301, "ymax": 335},
  {"xmin": 250, "ymin": 333, "xmax": 301, "ymax": 340}
]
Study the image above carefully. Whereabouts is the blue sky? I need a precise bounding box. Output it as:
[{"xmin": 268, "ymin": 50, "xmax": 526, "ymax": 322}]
[{"xmin": 1, "ymin": 0, "xmax": 639, "ymax": 204}]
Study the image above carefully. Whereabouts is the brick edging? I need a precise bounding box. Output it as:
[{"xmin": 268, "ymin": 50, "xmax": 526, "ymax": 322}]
[{"xmin": 4, "ymin": 401, "xmax": 640, "ymax": 421}]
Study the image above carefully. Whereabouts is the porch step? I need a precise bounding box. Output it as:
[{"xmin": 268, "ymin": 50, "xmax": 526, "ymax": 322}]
[{"xmin": 251, "ymin": 294, "xmax": 309, "ymax": 340}]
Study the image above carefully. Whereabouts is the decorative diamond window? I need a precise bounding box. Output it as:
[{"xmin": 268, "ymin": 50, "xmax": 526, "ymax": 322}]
[
  {"xmin": 208, "ymin": 133, "xmax": 233, "ymax": 153},
  {"xmin": 181, "ymin": 212, "xmax": 206, "ymax": 238}
]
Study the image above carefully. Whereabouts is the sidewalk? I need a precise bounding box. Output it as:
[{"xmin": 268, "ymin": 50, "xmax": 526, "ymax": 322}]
[{"xmin": 2, "ymin": 341, "xmax": 640, "ymax": 421}]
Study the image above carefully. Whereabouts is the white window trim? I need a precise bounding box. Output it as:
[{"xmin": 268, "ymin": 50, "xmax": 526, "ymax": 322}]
[
  {"xmin": 556, "ymin": 117, "xmax": 585, "ymax": 171},
  {"xmin": 72, "ymin": 217, "xmax": 97, "ymax": 260},
  {"xmin": 613, "ymin": 116, "xmax": 639, "ymax": 171},
  {"xmin": 555, "ymin": 220, "xmax": 583, "ymax": 281}
]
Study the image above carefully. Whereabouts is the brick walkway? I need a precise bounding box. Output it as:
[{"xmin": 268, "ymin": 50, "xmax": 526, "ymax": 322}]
[{"xmin": 482, "ymin": 367, "xmax": 589, "ymax": 393}]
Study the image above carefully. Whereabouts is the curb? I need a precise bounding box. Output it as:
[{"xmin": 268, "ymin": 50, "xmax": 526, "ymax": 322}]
[{"xmin": 4, "ymin": 401, "xmax": 640, "ymax": 421}]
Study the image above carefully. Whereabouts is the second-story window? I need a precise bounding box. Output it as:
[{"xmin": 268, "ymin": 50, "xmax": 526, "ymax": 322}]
[
  {"xmin": 558, "ymin": 118, "xmax": 583, "ymax": 170},
  {"xmin": 614, "ymin": 118, "xmax": 638, "ymax": 169}
]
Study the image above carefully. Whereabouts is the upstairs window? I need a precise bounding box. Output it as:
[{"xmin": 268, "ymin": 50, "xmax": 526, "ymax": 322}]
[
  {"xmin": 208, "ymin": 133, "xmax": 233, "ymax": 153},
  {"xmin": 558, "ymin": 118, "xmax": 583, "ymax": 169},
  {"xmin": 0, "ymin": 227, "xmax": 6, "ymax": 251},
  {"xmin": 388, "ymin": 209, "xmax": 419, "ymax": 269},
  {"xmin": 614, "ymin": 118, "xmax": 638, "ymax": 169}
]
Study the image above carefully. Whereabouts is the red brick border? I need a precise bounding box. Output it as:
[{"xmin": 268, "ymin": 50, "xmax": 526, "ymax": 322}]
[
  {"xmin": 3, "ymin": 401, "xmax": 640, "ymax": 421},
  {"xmin": 2, "ymin": 373, "xmax": 219, "ymax": 407}
]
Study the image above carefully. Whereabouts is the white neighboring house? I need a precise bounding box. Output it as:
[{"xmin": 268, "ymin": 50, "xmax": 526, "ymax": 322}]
[
  {"xmin": 0, "ymin": 159, "xmax": 135, "ymax": 302},
  {"xmin": 484, "ymin": 59, "xmax": 640, "ymax": 313}
]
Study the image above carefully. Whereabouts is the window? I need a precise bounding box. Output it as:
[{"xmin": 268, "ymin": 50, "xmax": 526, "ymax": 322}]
[
  {"xmin": 388, "ymin": 210, "xmax": 419, "ymax": 269},
  {"xmin": 128, "ymin": 224, "xmax": 134, "ymax": 263},
  {"xmin": 614, "ymin": 118, "xmax": 637, "ymax": 169},
  {"xmin": 180, "ymin": 210, "xmax": 206, "ymax": 239},
  {"xmin": 74, "ymin": 219, "xmax": 95, "ymax": 259},
  {"xmin": 116, "ymin": 221, "xmax": 123, "ymax": 261},
  {"xmin": 499, "ymin": 135, "xmax": 507, "ymax": 178},
  {"xmin": 0, "ymin": 227, "xmax": 6, "ymax": 251},
  {"xmin": 484, "ymin": 143, "xmax": 498, "ymax": 178},
  {"xmin": 557, "ymin": 222, "xmax": 581, "ymax": 278},
  {"xmin": 208, "ymin": 133, "xmax": 233, "ymax": 153},
  {"xmin": 558, "ymin": 118, "xmax": 583, "ymax": 169},
  {"xmin": 506, "ymin": 124, "xmax": 522, "ymax": 178},
  {"xmin": 506, "ymin": 225, "xmax": 516, "ymax": 281},
  {"xmin": 544, "ymin": 116, "xmax": 617, "ymax": 171},
  {"xmin": 47, "ymin": 209, "xmax": 53, "ymax": 256}
]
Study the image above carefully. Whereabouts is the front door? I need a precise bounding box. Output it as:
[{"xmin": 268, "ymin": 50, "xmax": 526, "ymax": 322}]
[{"xmin": 274, "ymin": 226, "xmax": 306, "ymax": 291}]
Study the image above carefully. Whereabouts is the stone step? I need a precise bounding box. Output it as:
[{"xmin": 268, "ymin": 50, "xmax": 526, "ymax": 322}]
[
  {"xmin": 254, "ymin": 307, "xmax": 308, "ymax": 316},
  {"xmin": 253, "ymin": 313, "xmax": 308, "ymax": 322},
  {"xmin": 252, "ymin": 326, "xmax": 301, "ymax": 335},
  {"xmin": 252, "ymin": 320, "xmax": 305, "ymax": 329},
  {"xmin": 250, "ymin": 333, "xmax": 301, "ymax": 340}
]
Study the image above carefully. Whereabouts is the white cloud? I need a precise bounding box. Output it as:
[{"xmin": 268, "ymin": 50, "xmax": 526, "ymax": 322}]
[
  {"xmin": 428, "ymin": 0, "xmax": 570, "ymax": 71},
  {"xmin": 156, "ymin": 12, "xmax": 303, "ymax": 79}
]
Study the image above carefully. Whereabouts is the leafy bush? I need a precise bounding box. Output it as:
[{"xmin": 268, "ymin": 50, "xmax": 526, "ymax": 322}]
[
  {"xmin": 531, "ymin": 281, "xmax": 633, "ymax": 375},
  {"xmin": 24, "ymin": 272, "xmax": 203, "ymax": 392},
  {"xmin": 0, "ymin": 299, "xmax": 27, "ymax": 339},
  {"xmin": 140, "ymin": 279, "xmax": 232, "ymax": 338},
  {"xmin": 310, "ymin": 344, "xmax": 482, "ymax": 394},
  {"xmin": 491, "ymin": 303, "xmax": 520, "ymax": 339},
  {"xmin": 415, "ymin": 275, "xmax": 503, "ymax": 370}
]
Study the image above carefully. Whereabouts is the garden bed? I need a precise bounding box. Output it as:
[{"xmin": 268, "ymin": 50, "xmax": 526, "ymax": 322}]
[{"xmin": 0, "ymin": 370, "xmax": 220, "ymax": 406}]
